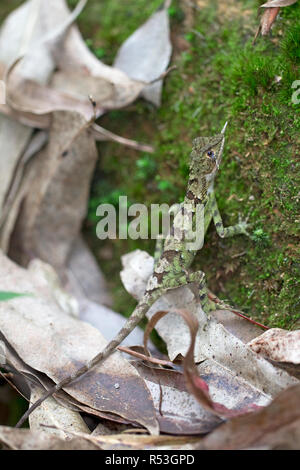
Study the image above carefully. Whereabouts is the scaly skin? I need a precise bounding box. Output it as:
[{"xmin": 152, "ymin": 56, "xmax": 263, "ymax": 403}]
[{"xmin": 15, "ymin": 124, "xmax": 249, "ymax": 427}]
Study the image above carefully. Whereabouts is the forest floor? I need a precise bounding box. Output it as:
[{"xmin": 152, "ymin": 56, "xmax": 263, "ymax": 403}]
[{"xmin": 1, "ymin": 0, "xmax": 299, "ymax": 330}]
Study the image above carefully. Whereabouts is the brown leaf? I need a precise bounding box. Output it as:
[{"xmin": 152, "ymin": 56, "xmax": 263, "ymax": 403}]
[
  {"xmin": 0, "ymin": 131, "xmax": 47, "ymax": 250},
  {"xmin": 197, "ymin": 384, "xmax": 300, "ymax": 450},
  {"xmin": 258, "ymin": 6, "xmax": 280, "ymax": 37},
  {"xmin": 6, "ymin": 70, "xmax": 97, "ymax": 121},
  {"xmin": 132, "ymin": 362, "xmax": 222, "ymax": 435}
]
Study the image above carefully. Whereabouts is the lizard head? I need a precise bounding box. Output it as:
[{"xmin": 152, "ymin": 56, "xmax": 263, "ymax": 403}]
[
  {"xmin": 190, "ymin": 133, "xmax": 225, "ymax": 179},
  {"xmin": 189, "ymin": 123, "xmax": 227, "ymax": 182}
]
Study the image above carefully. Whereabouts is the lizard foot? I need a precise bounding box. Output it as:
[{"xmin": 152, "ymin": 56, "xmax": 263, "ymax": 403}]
[{"xmin": 237, "ymin": 212, "xmax": 251, "ymax": 237}]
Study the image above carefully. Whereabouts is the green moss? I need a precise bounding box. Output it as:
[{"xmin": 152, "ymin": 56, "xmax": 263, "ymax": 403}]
[
  {"xmin": 281, "ymin": 22, "xmax": 300, "ymax": 64},
  {"xmin": 84, "ymin": 0, "xmax": 299, "ymax": 330}
]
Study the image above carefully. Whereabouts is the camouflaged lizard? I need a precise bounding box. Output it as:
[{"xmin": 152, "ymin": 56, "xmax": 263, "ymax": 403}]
[{"xmin": 16, "ymin": 123, "xmax": 249, "ymax": 427}]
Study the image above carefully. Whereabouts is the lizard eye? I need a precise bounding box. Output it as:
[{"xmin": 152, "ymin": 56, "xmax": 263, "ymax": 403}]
[{"xmin": 207, "ymin": 150, "xmax": 215, "ymax": 159}]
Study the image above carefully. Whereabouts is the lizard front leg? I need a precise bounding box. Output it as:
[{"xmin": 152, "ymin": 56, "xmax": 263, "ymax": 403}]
[
  {"xmin": 210, "ymin": 191, "xmax": 250, "ymax": 238},
  {"xmin": 153, "ymin": 235, "xmax": 165, "ymax": 268}
]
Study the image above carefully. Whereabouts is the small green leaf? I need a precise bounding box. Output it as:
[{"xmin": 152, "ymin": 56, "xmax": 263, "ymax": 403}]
[{"xmin": 0, "ymin": 291, "xmax": 31, "ymax": 302}]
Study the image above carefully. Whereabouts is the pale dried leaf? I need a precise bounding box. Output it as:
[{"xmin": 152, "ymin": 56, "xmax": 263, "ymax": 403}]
[
  {"xmin": 0, "ymin": 102, "xmax": 50, "ymax": 128},
  {"xmin": 248, "ymin": 328, "xmax": 300, "ymax": 364},
  {"xmin": 29, "ymin": 383, "xmax": 90, "ymax": 438},
  {"xmin": 114, "ymin": 3, "xmax": 172, "ymax": 107},
  {"xmin": 9, "ymin": 111, "xmax": 98, "ymax": 273},
  {"xmin": 0, "ymin": 426, "xmax": 99, "ymax": 450},
  {"xmin": 51, "ymin": 3, "xmax": 146, "ymax": 111},
  {"xmin": 197, "ymin": 384, "xmax": 300, "ymax": 450},
  {"xmin": 145, "ymin": 309, "xmax": 267, "ymax": 418},
  {"xmin": 0, "ymin": 0, "xmax": 85, "ymax": 221},
  {"xmin": 212, "ymin": 309, "xmax": 262, "ymax": 343},
  {"xmin": 0, "ymin": 117, "xmax": 31, "ymax": 218},
  {"xmin": 0, "ymin": 253, "xmax": 158, "ymax": 433},
  {"xmin": 7, "ymin": 74, "xmax": 97, "ymax": 121},
  {"xmin": 0, "ymin": 141, "xmax": 43, "ymax": 253},
  {"xmin": 66, "ymin": 236, "xmax": 112, "ymax": 308},
  {"xmin": 28, "ymin": 259, "xmax": 79, "ymax": 318},
  {"xmin": 48, "ymin": 427, "xmax": 199, "ymax": 450},
  {"xmin": 0, "ymin": 131, "xmax": 47, "ymax": 234}
]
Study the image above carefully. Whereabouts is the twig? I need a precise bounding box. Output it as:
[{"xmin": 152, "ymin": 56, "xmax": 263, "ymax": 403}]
[
  {"xmin": 92, "ymin": 124, "xmax": 154, "ymax": 153},
  {"xmin": 208, "ymin": 292, "xmax": 269, "ymax": 330},
  {"xmin": 148, "ymin": 65, "xmax": 177, "ymax": 85},
  {"xmin": 0, "ymin": 369, "xmax": 29, "ymax": 402},
  {"xmin": 231, "ymin": 251, "xmax": 246, "ymax": 259},
  {"xmin": 117, "ymin": 345, "xmax": 174, "ymax": 367}
]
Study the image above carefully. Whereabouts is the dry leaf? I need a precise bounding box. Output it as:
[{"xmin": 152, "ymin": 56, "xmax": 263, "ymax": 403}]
[
  {"xmin": 261, "ymin": 0, "xmax": 298, "ymax": 6},
  {"xmin": 0, "ymin": 138, "xmax": 44, "ymax": 254},
  {"xmin": 29, "ymin": 383, "xmax": 90, "ymax": 438},
  {"xmin": 7, "ymin": 71, "xmax": 98, "ymax": 121},
  {"xmin": 9, "ymin": 111, "xmax": 97, "ymax": 273},
  {"xmin": 0, "ymin": 117, "xmax": 32, "ymax": 219},
  {"xmin": 0, "ymin": 426, "xmax": 99, "ymax": 450},
  {"xmin": 45, "ymin": 427, "xmax": 199, "ymax": 450},
  {"xmin": 0, "ymin": 426, "xmax": 199, "ymax": 450},
  {"xmin": 212, "ymin": 309, "xmax": 262, "ymax": 343},
  {"xmin": 0, "ymin": 131, "xmax": 47, "ymax": 237},
  {"xmin": 197, "ymin": 383, "xmax": 300, "ymax": 450},
  {"xmin": 114, "ymin": 1, "xmax": 172, "ymax": 107},
  {"xmin": 0, "ymin": 0, "xmax": 86, "ymax": 225},
  {"xmin": 144, "ymin": 309, "xmax": 265, "ymax": 419},
  {"xmin": 248, "ymin": 328, "xmax": 300, "ymax": 364},
  {"xmin": 66, "ymin": 236, "xmax": 112, "ymax": 308},
  {"xmin": 0, "ymin": 253, "xmax": 158, "ymax": 433},
  {"xmin": 132, "ymin": 362, "xmax": 222, "ymax": 434}
]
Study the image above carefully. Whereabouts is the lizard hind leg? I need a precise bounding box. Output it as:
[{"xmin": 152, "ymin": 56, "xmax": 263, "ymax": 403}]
[{"xmin": 153, "ymin": 234, "xmax": 165, "ymax": 268}]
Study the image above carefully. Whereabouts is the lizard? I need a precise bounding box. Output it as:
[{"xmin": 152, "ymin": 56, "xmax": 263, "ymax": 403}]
[{"xmin": 15, "ymin": 122, "xmax": 249, "ymax": 427}]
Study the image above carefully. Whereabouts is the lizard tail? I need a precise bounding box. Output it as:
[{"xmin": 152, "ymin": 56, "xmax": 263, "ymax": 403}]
[{"xmin": 15, "ymin": 295, "xmax": 158, "ymax": 428}]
